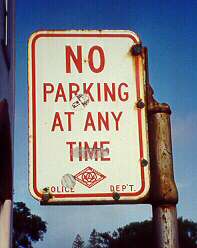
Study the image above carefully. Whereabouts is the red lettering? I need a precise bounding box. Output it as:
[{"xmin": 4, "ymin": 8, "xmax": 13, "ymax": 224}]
[
  {"xmin": 88, "ymin": 46, "xmax": 105, "ymax": 73},
  {"xmin": 84, "ymin": 112, "xmax": 96, "ymax": 131},
  {"xmin": 122, "ymin": 185, "xmax": 127, "ymax": 191},
  {"xmin": 84, "ymin": 141, "xmax": 98, "ymax": 161},
  {"xmin": 100, "ymin": 141, "xmax": 110, "ymax": 161},
  {"xmin": 110, "ymin": 185, "xmax": 115, "ymax": 192},
  {"xmin": 97, "ymin": 83, "xmax": 101, "ymax": 102},
  {"xmin": 65, "ymin": 46, "xmax": 82, "ymax": 73},
  {"xmin": 51, "ymin": 112, "xmax": 64, "ymax": 131},
  {"xmin": 104, "ymin": 83, "xmax": 116, "ymax": 101},
  {"xmin": 43, "ymin": 83, "xmax": 54, "ymax": 102},
  {"xmin": 69, "ymin": 83, "xmax": 80, "ymax": 100},
  {"xmin": 98, "ymin": 112, "xmax": 109, "ymax": 131},
  {"xmin": 79, "ymin": 141, "xmax": 83, "ymax": 161},
  {"xmin": 118, "ymin": 83, "xmax": 129, "ymax": 101},
  {"xmin": 66, "ymin": 141, "xmax": 76, "ymax": 161},
  {"xmin": 116, "ymin": 185, "xmax": 120, "ymax": 192},
  {"xmin": 51, "ymin": 186, "xmax": 56, "ymax": 193},
  {"xmin": 83, "ymin": 83, "xmax": 94, "ymax": 101},
  {"xmin": 64, "ymin": 112, "xmax": 74, "ymax": 131},
  {"xmin": 111, "ymin": 112, "xmax": 123, "ymax": 131},
  {"xmin": 64, "ymin": 187, "xmax": 69, "ymax": 193},
  {"xmin": 55, "ymin": 83, "xmax": 67, "ymax": 102}
]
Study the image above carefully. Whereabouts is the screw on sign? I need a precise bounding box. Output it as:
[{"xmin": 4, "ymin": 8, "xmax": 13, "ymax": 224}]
[
  {"xmin": 61, "ymin": 174, "xmax": 76, "ymax": 189},
  {"xmin": 28, "ymin": 30, "xmax": 150, "ymax": 204}
]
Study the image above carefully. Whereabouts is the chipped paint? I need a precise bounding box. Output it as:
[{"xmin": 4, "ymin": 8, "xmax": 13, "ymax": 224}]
[
  {"xmin": 72, "ymin": 146, "xmax": 109, "ymax": 159},
  {"xmin": 61, "ymin": 174, "xmax": 76, "ymax": 189}
]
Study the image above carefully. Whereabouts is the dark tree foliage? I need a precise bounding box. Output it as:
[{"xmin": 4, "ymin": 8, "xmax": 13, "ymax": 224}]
[
  {"xmin": 179, "ymin": 218, "xmax": 197, "ymax": 248},
  {"xmin": 90, "ymin": 218, "xmax": 197, "ymax": 248},
  {"xmin": 13, "ymin": 202, "xmax": 47, "ymax": 248},
  {"xmin": 72, "ymin": 234, "xmax": 85, "ymax": 248},
  {"xmin": 87, "ymin": 229, "xmax": 101, "ymax": 248}
]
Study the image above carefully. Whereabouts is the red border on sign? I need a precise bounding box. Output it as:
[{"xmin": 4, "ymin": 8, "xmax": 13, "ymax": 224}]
[{"xmin": 31, "ymin": 32, "xmax": 146, "ymax": 200}]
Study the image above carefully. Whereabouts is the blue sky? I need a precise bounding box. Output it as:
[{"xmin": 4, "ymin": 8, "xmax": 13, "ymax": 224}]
[{"xmin": 15, "ymin": 0, "xmax": 197, "ymax": 247}]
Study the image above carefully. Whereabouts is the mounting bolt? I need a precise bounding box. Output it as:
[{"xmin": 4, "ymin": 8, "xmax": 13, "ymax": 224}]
[
  {"xmin": 43, "ymin": 187, "xmax": 49, "ymax": 192},
  {"xmin": 131, "ymin": 44, "xmax": 142, "ymax": 56},
  {"xmin": 136, "ymin": 99, "xmax": 145, "ymax": 109},
  {"xmin": 141, "ymin": 159, "xmax": 148, "ymax": 167},
  {"xmin": 41, "ymin": 187, "xmax": 52, "ymax": 202},
  {"xmin": 113, "ymin": 192, "xmax": 120, "ymax": 201}
]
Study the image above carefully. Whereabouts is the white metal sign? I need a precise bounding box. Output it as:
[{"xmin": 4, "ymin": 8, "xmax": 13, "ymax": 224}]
[{"xmin": 28, "ymin": 30, "xmax": 150, "ymax": 204}]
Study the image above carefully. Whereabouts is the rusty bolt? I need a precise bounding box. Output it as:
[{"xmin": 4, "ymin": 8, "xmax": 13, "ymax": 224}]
[
  {"xmin": 42, "ymin": 193, "xmax": 51, "ymax": 202},
  {"xmin": 131, "ymin": 44, "xmax": 142, "ymax": 56},
  {"xmin": 141, "ymin": 159, "xmax": 148, "ymax": 167},
  {"xmin": 42, "ymin": 187, "xmax": 52, "ymax": 202},
  {"xmin": 136, "ymin": 99, "xmax": 145, "ymax": 109},
  {"xmin": 113, "ymin": 192, "xmax": 120, "ymax": 201},
  {"xmin": 43, "ymin": 187, "xmax": 49, "ymax": 192}
]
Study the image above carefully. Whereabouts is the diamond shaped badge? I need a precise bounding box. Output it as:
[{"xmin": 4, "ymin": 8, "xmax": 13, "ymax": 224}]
[{"xmin": 75, "ymin": 166, "xmax": 106, "ymax": 188}]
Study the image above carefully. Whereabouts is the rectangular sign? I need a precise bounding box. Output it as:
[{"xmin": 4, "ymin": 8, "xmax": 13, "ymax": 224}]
[{"xmin": 28, "ymin": 30, "xmax": 150, "ymax": 204}]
